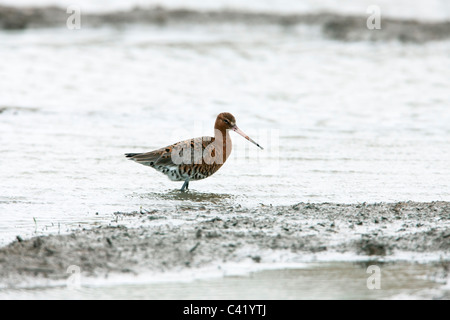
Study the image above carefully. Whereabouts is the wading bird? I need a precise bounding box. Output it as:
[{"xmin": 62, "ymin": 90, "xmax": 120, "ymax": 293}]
[{"xmin": 125, "ymin": 112, "xmax": 263, "ymax": 191}]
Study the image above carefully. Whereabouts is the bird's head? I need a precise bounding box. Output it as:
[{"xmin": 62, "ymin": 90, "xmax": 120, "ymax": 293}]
[{"xmin": 215, "ymin": 112, "xmax": 263, "ymax": 150}]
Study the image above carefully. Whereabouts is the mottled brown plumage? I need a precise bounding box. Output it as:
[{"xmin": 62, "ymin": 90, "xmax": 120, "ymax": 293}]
[{"xmin": 125, "ymin": 112, "xmax": 263, "ymax": 191}]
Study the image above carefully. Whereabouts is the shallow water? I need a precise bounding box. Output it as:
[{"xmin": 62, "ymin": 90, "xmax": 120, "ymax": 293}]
[
  {"xmin": 1, "ymin": 22, "xmax": 449, "ymax": 246},
  {"xmin": 0, "ymin": 262, "xmax": 448, "ymax": 299}
]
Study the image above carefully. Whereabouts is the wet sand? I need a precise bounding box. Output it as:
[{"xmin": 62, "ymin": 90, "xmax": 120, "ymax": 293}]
[{"xmin": 0, "ymin": 201, "xmax": 449, "ymax": 297}]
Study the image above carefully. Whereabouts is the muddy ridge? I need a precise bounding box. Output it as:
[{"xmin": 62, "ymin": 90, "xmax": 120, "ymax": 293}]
[
  {"xmin": 0, "ymin": 201, "xmax": 449, "ymax": 288},
  {"xmin": 0, "ymin": 5, "xmax": 449, "ymax": 42}
]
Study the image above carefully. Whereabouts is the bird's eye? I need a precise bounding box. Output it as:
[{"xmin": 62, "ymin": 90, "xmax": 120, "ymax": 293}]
[{"xmin": 224, "ymin": 119, "xmax": 230, "ymax": 124}]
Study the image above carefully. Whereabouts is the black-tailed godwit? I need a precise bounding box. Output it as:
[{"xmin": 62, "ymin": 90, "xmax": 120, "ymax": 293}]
[{"xmin": 125, "ymin": 112, "xmax": 263, "ymax": 191}]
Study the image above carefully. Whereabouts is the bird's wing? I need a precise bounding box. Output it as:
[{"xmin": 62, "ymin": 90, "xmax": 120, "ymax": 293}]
[{"xmin": 126, "ymin": 136, "xmax": 214, "ymax": 167}]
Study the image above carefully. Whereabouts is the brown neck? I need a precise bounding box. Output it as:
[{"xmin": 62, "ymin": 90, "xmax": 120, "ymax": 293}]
[{"xmin": 214, "ymin": 123, "xmax": 232, "ymax": 164}]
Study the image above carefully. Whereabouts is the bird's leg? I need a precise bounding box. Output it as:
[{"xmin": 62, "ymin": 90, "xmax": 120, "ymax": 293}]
[{"xmin": 180, "ymin": 178, "xmax": 190, "ymax": 192}]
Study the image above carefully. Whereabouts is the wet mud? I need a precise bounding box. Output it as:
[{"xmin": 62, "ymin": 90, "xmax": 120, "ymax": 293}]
[{"xmin": 0, "ymin": 201, "xmax": 448, "ymax": 288}]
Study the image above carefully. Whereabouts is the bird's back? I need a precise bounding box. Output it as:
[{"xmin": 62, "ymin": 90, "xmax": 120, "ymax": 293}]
[{"xmin": 125, "ymin": 136, "xmax": 226, "ymax": 181}]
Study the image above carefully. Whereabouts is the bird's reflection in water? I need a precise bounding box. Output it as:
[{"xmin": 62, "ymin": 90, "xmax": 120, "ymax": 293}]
[{"xmin": 136, "ymin": 190, "xmax": 236, "ymax": 205}]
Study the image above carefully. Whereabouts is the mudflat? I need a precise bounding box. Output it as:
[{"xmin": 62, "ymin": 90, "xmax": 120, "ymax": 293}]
[{"xmin": 0, "ymin": 201, "xmax": 448, "ymax": 291}]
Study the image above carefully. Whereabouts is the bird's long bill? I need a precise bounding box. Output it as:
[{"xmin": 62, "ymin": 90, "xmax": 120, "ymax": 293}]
[{"xmin": 232, "ymin": 126, "xmax": 264, "ymax": 150}]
